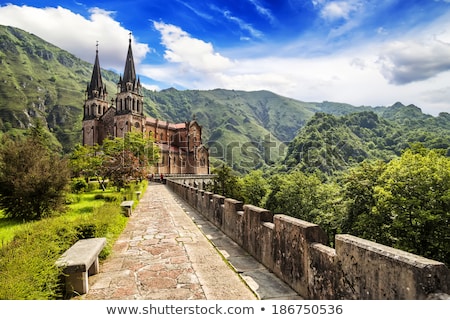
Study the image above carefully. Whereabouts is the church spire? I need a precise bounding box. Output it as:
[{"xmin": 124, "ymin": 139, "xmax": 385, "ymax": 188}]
[
  {"xmin": 120, "ymin": 33, "xmax": 138, "ymax": 92},
  {"xmin": 87, "ymin": 41, "xmax": 106, "ymax": 99}
]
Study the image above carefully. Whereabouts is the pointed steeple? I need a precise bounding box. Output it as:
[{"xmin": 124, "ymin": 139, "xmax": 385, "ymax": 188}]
[
  {"xmin": 115, "ymin": 34, "xmax": 144, "ymax": 117},
  {"xmin": 88, "ymin": 42, "xmax": 106, "ymax": 99},
  {"xmin": 120, "ymin": 33, "xmax": 138, "ymax": 92}
]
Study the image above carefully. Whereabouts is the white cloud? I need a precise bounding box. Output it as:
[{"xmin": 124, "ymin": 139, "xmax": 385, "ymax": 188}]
[
  {"xmin": 0, "ymin": 4, "xmax": 150, "ymax": 72},
  {"xmin": 313, "ymin": 0, "xmax": 362, "ymax": 21},
  {"xmin": 378, "ymin": 38, "xmax": 450, "ymax": 84},
  {"xmin": 1, "ymin": 4, "xmax": 449, "ymax": 116},
  {"xmin": 143, "ymin": 20, "xmax": 450, "ymax": 116},
  {"xmin": 222, "ymin": 10, "xmax": 264, "ymax": 39},
  {"xmin": 321, "ymin": 1, "xmax": 353, "ymax": 20},
  {"xmin": 152, "ymin": 21, "xmax": 234, "ymax": 73}
]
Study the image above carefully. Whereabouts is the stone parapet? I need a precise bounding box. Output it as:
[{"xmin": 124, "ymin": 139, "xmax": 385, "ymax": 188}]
[{"xmin": 166, "ymin": 179, "xmax": 450, "ymax": 299}]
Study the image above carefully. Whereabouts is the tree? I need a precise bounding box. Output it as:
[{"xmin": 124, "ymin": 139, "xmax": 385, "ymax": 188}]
[
  {"xmin": 266, "ymin": 171, "xmax": 323, "ymax": 221},
  {"xmin": 239, "ymin": 170, "xmax": 269, "ymax": 207},
  {"xmin": 0, "ymin": 133, "xmax": 70, "ymax": 220},
  {"xmin": 69, "ymin": 143, "xmax": 103, "ymax": 179},
  {"xmin": 211, "ymin": 164, "xmax": 241, "ymax": 199},
  {"xmin": 101, "ymin": 149, "xmax": 142, "ymax": 190},
  {"xmin": 265, "ymin": 170, "xmax": 344, "ymax": 246},
  {"xmin": 374, "ymin": 147, "xmax": 450, "ymax": 264},
  {"xmin": 341, "ymin": 159, "xmax": 389, "ymax": 242},
  {"xmin": 100, "ymin": 132, "xmax": 159, "ymax": 190}
]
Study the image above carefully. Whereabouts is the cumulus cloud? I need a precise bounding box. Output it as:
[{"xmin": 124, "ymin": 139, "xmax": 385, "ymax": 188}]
[
  {"xmin": 152, "ymin": 21, "xmax": 234, "ymax": 73},
  {"xmin": 0, "ymin": 4, "xmax": 150, "ymax": 72},
  {"xmin": 143, "ymin": 18, "xmax": 450, "ymax": 115},
  {"xmin": 2, "ymin": 4, "xmax": 450, "ymax": 116},
  {"xmin": 378, "ymin": 39, "xmax": 450, "ymax": 84}
]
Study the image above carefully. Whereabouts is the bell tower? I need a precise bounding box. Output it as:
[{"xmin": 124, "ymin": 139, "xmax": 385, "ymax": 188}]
[
  {"xmin": 114, "ymin": 34, "xmax": 145, "ymax": 138},
  {"xmin": 82, "ymin": 42, "xmax": 109, "ymax": 146}
]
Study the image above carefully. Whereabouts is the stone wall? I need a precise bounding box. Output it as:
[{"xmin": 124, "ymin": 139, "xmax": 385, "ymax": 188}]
[{"xmin": 167, "ymin": 179, "xmax": 450, "ymax": 300}]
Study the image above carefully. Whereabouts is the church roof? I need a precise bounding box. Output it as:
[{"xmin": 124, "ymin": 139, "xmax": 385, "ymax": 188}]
[
  {"xmin": 87, "ymin": 45, "xmax": 106, "ymax": 99},
  {"xmin": 120, "ymin": 37, "xmax": 137, "ymax": 91},
  {"xmin": 145, "ymin": 117, "xmax": 188, "ymax": 130}
]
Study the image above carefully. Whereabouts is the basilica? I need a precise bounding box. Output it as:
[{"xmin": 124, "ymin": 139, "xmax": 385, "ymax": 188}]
[{"xmin": 82, "ymin": 38, "xmax": 209, "ymax": 175}]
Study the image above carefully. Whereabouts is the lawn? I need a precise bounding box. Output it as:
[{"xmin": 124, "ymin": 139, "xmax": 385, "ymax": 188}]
[{"xmin": 0, "ymin": 181, "xmax": 146, "ymax": 299}]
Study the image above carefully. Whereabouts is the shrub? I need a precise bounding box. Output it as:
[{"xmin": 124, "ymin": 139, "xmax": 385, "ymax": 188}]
[
  {"xmin": 87, "ymin": 181, "xmax": 101, "ymax": 192},
  {"xmin": 0, "ymin": 134, "xmax": 70, "ymax": 221},
  {"xmin": 0, "ymin": 202, "xmax": 127, "ymax": 299},
  {"xmin": 71, "ymin": 178, "xmax": 88, "ymax": 193},
  {"xmin": 94, "ymin": 193, "xmax": 119, "ymax": 202}
]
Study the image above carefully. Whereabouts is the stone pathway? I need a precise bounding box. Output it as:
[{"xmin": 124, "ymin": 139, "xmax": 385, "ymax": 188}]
[
  {"xmin": 82, "ymin": 183, "xmax": 256, "ymax": 300},
  {"xmin": 81, "ymin": 183, "xmax": 301, "ymax": 300}
]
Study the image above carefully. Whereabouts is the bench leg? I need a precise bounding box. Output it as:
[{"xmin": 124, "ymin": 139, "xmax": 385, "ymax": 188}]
[
  {"xmin": 65, "ymin": 271, "xmax": 88, "ymax": 295},
  {"xmin": 122, "ymin": 207, "xmax": 132, "ymax": 217},
  {"xmin": 88, "ymin": 257, "xmax": 100, "ymax": 276}
]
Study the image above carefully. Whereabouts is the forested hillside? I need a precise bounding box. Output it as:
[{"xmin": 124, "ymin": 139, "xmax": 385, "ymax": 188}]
[
  {"xmin": 282, "ymin": 107, "xmax": 450, "ymax": 174},
  {"xmin": 0, "ymin": 25, "xmax": 119, "ymax": 152},
  {"xmin": 1, "ymin": 25, "xmax": 449, "ymax": 173}
]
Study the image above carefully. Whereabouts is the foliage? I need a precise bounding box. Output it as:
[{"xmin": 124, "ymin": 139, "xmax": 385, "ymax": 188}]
[
  {"xmin": 210, "ymin": 164, "xmax": 242, "ymax": 200},
  {"xmin": 373, "ymin": 147, "xmax": 450, "ymax": 263},
  {"xmin": 238, "ymin": 169, "xmax": 270, "ymax": 207},
  {"xmin": 100, "ymin": 132, "xmax": 159, "ymax": 190},
  {"xmin": 0, "ymin": 185, "xmax": 132, "ymax": 299},
  {"xmin": 340, "ymin": 146, "xmax": 450, "ymax": 265},
  {"xmin": 266, "ymin": 171, "xmax": 322, "ymax": 220},
  {"xmin": 283, "ymin": 109, "xmax": 450, "ymax": 175},
  {"xmin": 69, "ymin": 143, "xmax": 103, "ymax": 179},
  {"xmin": 70, "ymin": 177, "xmax": 89, "ymax": 193},
  {"xmin": 341, "ymin": 159, "xmax": 388, "ymax": 241},
  {"xmin": 69, "ymin": 132, "xmax": 159, "ymax": 190},
  {"xmin": 0, "ymin": 132, "xmax": 70, "ymax": 220},
  {"xmin": 243, "ymin": 170, "xmax": 344, "ymax": 246},
  {"xmin": 236, "ymin": 143, "xmax": 450, "ymax": 258}
]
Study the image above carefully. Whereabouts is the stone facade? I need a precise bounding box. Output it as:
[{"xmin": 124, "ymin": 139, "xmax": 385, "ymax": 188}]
[{"xmin": 82, "ymin": 40, "xmax": 209, "ymax": 175}]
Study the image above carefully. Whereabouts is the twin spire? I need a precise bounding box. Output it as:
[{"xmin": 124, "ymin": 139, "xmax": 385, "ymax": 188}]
[
  {"xmin": 120, "ymin": 35, "xmax": 138, "ymax": 91},
  {"xmin": 86, "ymin": 34, "xmax": 141, "ymax": 100},
  {"xmin": 87, "ymin": 41, "xmax": 106, "ymax": 99}
]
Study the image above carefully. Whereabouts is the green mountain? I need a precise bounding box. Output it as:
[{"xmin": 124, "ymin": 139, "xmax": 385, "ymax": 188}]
[
  {"xmin": 0, "ymin": 25, "xmax": 321, "ymax": 169},
  {"xmin": 0, "ymin": 25, "xmax": 119, "ymax": 152},
  {"xmin": 144, "ymin": 88, "xmax": 320, "ymax": 171},
  {"xmin": 1, "ymin": 25, "xmax": 449, "ymax": 173},
  {"xmin": 283, "ymin": 107, "xmax": 450, "ymax": 174}
]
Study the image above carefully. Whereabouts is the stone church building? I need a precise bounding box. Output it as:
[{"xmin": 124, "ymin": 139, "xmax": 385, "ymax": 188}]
[{"xmin": 82, "ymin": 38, "xmax": 209, "ymax": 175}]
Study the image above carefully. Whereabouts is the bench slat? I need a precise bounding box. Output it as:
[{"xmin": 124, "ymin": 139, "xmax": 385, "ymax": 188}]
[
  {"xmin": 56, "ymin": 238, "xmax": 106, "ymax": 273},
  {"xmin": 120, "ymin": 200, "xmax": 134, "ymax": 208}
]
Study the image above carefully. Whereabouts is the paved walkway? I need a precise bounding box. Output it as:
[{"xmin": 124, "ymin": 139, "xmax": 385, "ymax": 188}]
[{"xmin": 82, "ymin": 183, "xmax": 302, "ymax": 300}]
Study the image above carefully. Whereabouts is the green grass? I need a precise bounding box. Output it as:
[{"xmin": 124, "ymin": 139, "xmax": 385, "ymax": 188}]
[
  {"xmin": 0, "ymin": 181, "xmax": 147, "ymax": 299},
  {"xmin": 0, "ymin": 211, "xmax": 28, "ymax": 248}
]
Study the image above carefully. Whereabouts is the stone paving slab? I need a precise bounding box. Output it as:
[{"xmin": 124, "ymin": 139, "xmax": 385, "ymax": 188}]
[
  {"xmin": 172, "ymin": 190, "xmax": 303, "ymax": 301},
  {"xmin": 81, "ymin": 183, "xmax": 256, "ymax": 300}
]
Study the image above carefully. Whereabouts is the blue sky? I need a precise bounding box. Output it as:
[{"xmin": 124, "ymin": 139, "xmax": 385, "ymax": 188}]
[{"xmin": 1, "ymin": 1, "xmax": 450, "ymax": 115}]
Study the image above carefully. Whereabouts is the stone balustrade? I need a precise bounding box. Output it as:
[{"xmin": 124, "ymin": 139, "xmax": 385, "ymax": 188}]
[{"xmin": 167, "ymin": 179, "xmax": 450, "ymax": 300}]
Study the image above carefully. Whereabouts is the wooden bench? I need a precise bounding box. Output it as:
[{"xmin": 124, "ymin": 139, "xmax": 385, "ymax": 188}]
[
  {"xmin": 55, "ymin": 237, "xmax": 106, "ymax": 296},
  {"xmin": 120, "ymin": 200, "xmax": 134, "ymax": 217}
]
